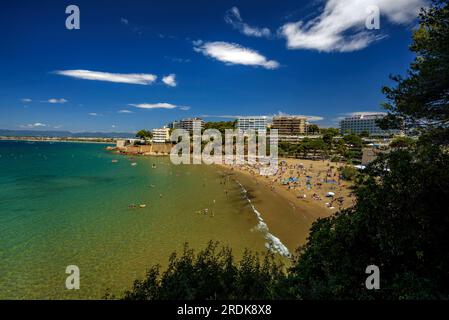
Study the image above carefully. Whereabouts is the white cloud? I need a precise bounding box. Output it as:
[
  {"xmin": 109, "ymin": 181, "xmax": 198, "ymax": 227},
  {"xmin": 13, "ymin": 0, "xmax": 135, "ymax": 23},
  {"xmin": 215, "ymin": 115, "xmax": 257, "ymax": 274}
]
[
  {"xmin": 118, "ymin": 109, "xmax": 133, "ymax": 114},
  {"xmin": 306, "ymin": 116, "xmax": 324, "ymax": 122},
  {"xmin": 179, "ymin": 106, "xmax": 191, "ymax": 111},
  {"xmin": 347, "ymin": 111, "xmax": 387, "ymax": 117},
  {"xmin": 194, "ymin": 41, "xmax": 279, "ymax": 69},
  {"xmin": 112, "ymin": 125, "xmax": 116, "ymax": 128},
  {"xmin": 274, "ymin": 111, "xmax": 324, "ymax": 122},
  {"xmin": 54, "ymin": 70, "xmax": 157, "ymax": 85},
  {"xmin": 162, "ymin": 74, "xmax": 177, "ymax": 87},
  {"xmin": 47, "ymin": 98, "xmax": 67, "ymax": 104},
  {"xmin": 165, "ymin": 56, "xmax": 191, "ymax": 63},
  {"xmin": 21, "ymin": 122, "xmax": 47, "ymax": 128},
  {"xmin": 280, "ymin": 0, "xmax": 427, "ymax": 52},
  {"xmin": 21, "ymin": 98, "xmax": 32, "ymax": 103},
  {"xmin": 129, "ymin": 103, "xmax": 189, "ymax": 110},
  {"xmin": 120, "ymin": 17, "xmax": 129, "ymax": 25},
  {"xmin": 225, "ymin": 7, "xmax": 271, "ymax": 38},
  {"xmin": 88, "ymin": 113, "xmax": 99, "ymax": 116}
]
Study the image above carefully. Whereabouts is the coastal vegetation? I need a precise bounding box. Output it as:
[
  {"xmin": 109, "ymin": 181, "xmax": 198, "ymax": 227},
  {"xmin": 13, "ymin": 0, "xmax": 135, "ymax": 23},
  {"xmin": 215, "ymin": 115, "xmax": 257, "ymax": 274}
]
[
  {"xmin": 119, "ymin": 0, "xmax": 449, "ymax": 300},
  {"xmin": 136, "ymin": 129, "xmax": 153, "ymax": 140},
  {"xmin": 204, "ymin": 120, "xmax": 237, "ymax": 134}
]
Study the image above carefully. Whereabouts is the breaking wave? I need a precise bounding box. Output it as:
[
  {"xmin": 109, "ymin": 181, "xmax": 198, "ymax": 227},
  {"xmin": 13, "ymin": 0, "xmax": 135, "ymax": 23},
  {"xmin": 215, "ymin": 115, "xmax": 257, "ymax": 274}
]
[{"xmin": 235, "ymin": 180, "xmax": 291, "ymax": 258}]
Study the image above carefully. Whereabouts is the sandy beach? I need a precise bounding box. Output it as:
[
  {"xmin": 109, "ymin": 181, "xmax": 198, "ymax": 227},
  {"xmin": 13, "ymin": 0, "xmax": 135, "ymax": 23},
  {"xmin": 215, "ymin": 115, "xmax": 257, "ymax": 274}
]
[{"xmin": 218, "ymin": 158, "xmax": 356, "ymax": 250}]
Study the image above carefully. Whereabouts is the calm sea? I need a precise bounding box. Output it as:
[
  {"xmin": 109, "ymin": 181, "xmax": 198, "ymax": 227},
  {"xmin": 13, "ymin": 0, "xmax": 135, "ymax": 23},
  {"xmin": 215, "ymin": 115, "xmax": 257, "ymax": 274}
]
[{"xmin": 0, "ymin": 140, "xmax": 270, "ymax": 299}]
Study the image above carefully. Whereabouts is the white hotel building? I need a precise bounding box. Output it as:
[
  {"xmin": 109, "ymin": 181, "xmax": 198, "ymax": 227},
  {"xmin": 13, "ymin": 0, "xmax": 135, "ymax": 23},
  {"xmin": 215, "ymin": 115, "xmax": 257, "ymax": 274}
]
[
  {"xmin": 236, "ymin": 116, "xmax": 269, "ymax": 132},
  {"xmin": 152, "ymin": 127, "xmax": 170, "ymax": 143},
  {"xmin": 339, "ymin": 113, "xmax": 400, "ymax": 137}
]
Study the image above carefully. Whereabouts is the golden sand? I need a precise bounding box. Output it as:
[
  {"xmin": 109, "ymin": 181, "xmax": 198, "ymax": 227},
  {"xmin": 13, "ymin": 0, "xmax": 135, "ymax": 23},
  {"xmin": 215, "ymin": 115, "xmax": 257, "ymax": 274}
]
[{"xmin": 218, "ymin": 158, "xmax": 356, "ymax": 250}]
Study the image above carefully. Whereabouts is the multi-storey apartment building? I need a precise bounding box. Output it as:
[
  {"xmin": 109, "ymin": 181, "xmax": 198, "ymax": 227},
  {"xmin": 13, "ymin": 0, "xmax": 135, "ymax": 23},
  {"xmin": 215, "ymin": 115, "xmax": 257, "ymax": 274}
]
[
  {"xmin": 236, "ymin": 116, "xmax": 268, "ymax": 132},
  {"xmin": 167, "ymin": 118, "xmax": 205, "ymax": 133},
  {"xmin": 339, "ymin": 113, "xmax": 400, "ymax": 136},
  {"xmin": 152, "ymin": 127, "xmax": 170, "ymax": 143},
  {"xmin": 271, "ymin": 115, "xmax": 308, "ymax": 142}
]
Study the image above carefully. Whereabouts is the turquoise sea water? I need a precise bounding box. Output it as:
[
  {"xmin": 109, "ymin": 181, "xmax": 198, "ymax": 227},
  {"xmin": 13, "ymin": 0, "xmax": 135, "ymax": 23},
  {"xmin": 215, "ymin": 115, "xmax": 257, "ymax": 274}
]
[{"xmin": 0, "ymin": 141, "xmax": 268, "ymax": 299}]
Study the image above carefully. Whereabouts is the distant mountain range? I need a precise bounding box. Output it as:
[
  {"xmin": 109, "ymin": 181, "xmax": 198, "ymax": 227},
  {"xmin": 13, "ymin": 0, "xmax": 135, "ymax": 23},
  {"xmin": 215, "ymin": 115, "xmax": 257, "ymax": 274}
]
[{"xmin": 0, "ymin": 129, "xmax": 136, "ymax": 139}]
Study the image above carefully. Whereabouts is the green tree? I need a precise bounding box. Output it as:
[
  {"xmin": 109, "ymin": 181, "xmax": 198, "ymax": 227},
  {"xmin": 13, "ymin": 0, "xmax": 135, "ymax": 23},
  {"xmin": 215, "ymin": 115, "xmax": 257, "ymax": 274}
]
[
  {"xmin": 343, "ymin": 134, "xmax": 363, "ymax": 148},
  {"xmin": 390, "ymin": 136, "xmax": 416, "ymax": 149},
  {"xmin": 307, "ymin": 124, "xmax": 320, "ymax": 135},
  {"xmin": 287, "ymin": 0, "xmax": 449, "ymax": 299},
  {"xmin": 321, "ymin": 128, "xmax": 340, "ymax": 149},
  {"xmin": 136, "ymin": 129, "xmax": 152, "ymax": 140},
  {"xmin": 287, "ymin": 146, "xmax": 449, "ymax": 299},
  {"xmin": 121, "ymin": 242, "xmax": 286, "ymax": 300},
  {"xmin": 360, "ymin": 130, "xmax": 370, "ymax": 138},
  {"xmin": 379, "ymin": 0, "xmax": 449, "ymax": 145},
  {"xmin": 204, "ymin": 121, "xmax": 236, "ymax": 134}
]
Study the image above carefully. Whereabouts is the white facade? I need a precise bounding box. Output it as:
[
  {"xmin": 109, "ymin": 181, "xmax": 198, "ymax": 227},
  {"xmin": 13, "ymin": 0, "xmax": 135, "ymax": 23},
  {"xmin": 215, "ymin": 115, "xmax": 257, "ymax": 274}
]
[
  {"xmin": 152, "ymin": 127, "xmax": 170, "ymax": 143},
  {"xmin": 236, "ymin": 116, "xmax": 268, "ymax": 132},
  {"xmin": 340, "ymin": 113, "xmax": 399, "ymax": 136}
]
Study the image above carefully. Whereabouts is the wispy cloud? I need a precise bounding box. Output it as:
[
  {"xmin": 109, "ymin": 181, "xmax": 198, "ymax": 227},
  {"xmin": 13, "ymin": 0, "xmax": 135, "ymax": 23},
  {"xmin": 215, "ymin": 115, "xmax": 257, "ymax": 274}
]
[
  {"xmin": 54, "ymin": 70, "xmax": 157, "ymax": 85},
  {"xmin": 118, "ymin": 109, "xmax": 133, "ymax": 114},
  {"xmin": 280, "ymin": 0, "xmax": 426, "ymax": 52},
  {"xmin": 88, "ymin": 112, "xmax": 100, "ymax": 116},
  {"xmin": 120, "ymin": 17, "xmax": 143, "ymax": 35},
  {"xmin": 224, "ymin": 7, "xmax": 271, "ymax": 38},
  {"xmin": 305, "ymin": 116, "xmax": 324, "ymax": 122},
  {"xmin": 21, "ymin": 98, "xmax": 32, "ymax": 103},
  {"xmin": 346, "ymin": 111, "xmax": 387, "ymax": 117},
  {"xmin": 47, "ymin": 98, "xmax": 68, "ymax": 104},
  {"xmin": 164, "ymin": 56, "xmax": 191, "ymax": 63},
  {"xmin": 162, "ymin": 74, "xmax": 177, "ymax": 87},
  {"xmin": 129, "ymin": 103, "xmax": 189, "ymax": 110},
  {"xmin": 274, "ymin": 111, "xmax": 324, "ymax": 122},
  {"xmin": 194, "ymin": 41, "xmax": 279, "ymax": 69},
  {"xmin": 20, "ymin": 122, "xmax": 47, "ymax": 128}
]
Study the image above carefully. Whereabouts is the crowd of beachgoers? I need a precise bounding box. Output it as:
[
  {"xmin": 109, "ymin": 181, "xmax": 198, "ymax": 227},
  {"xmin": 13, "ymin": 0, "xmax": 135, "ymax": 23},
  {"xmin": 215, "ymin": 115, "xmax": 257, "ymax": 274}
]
[{"xmin": 221, "ymin": 158, "xmax": 356, "ymax": 215}]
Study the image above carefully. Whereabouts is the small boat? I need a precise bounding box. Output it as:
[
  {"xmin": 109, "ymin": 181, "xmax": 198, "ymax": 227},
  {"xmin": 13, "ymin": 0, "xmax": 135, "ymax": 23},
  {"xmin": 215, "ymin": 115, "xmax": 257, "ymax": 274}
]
[
  {"xmin": 131, "ymin": 162, "xmax": 137, "ymax": 166},
  {"xmin": 111, "ymin": 159, "xmax": 118, "ymax": 163},
  {"xmin": 139, "ymin": 204, "xmax": 147, "ymax": 208}
]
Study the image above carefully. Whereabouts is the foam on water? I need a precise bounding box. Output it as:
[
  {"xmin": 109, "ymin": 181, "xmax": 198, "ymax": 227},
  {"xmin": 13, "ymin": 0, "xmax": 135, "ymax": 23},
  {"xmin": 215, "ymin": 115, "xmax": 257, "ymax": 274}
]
[{"xmin": 235, "ymin": 180, "xmax": 291, "ymax": 258}]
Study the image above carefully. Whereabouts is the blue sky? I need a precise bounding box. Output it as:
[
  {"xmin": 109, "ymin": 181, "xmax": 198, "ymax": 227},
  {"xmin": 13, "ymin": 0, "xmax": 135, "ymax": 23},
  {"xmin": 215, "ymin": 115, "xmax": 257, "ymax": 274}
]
[{"xmin": 0, "ymin": 0, "xmax": 427, "ymax": 132}]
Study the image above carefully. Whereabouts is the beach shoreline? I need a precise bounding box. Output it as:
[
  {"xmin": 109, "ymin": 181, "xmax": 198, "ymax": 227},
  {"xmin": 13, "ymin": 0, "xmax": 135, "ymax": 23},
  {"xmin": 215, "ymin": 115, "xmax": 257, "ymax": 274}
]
[{"xmin": 216, "ymin": 158, "xmax": 356, "ymax": 250}]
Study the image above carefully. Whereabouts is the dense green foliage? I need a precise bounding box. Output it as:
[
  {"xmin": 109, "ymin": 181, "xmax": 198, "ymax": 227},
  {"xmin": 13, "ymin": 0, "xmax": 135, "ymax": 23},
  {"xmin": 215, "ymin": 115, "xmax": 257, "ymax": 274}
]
[
  {"xmin": 380, "ymin": 0, "xmax": 449, "ymax": 145},
  {"xmin": 287, "ymin": 146, "xmax": 449, "ymax": 299},
  {"xmin": 122, "ymin": 242, "xmax": 286, "ymax": 300},
  {"xmin": 136, "ymin": 129, "xmax": 152, "ymax": 140},
  {"xmin": 390, "ymin": 136, "xmax": 416, "ymax": 149},
  {"xmin": 339, "ymin": 165, "xmax": 359, "ymax": 181},
  {"xmin": 307, "ymin": 124, "xmax": 320, "ymax": 134},
  {"xmin": 121, "ymin": 1, "xmax": 449, "ymax": 300},
  {"xmin": 279, "ymin": 138, "xmax": 329, "ymax": 158},
  {"xmin": 204, "ymin": 121, "xmax": 236, "ymax": 134}
]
